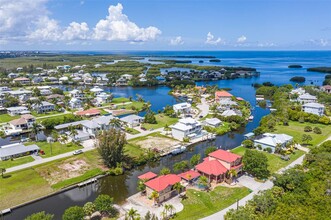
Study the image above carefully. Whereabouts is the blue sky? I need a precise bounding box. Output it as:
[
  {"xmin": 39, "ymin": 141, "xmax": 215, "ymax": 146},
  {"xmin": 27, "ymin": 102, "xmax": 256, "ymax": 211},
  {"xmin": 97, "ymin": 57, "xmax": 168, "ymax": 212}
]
[{"xmin": 1, "ymin": 0, "xmax": 331, "ymax": 50}]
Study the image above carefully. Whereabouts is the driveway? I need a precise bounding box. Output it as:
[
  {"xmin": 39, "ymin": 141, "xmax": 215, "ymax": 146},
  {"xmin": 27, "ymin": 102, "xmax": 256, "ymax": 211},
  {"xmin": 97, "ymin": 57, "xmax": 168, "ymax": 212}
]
[{"xmin": 196, "ymin": 97, "xmax": 210, "ymax": 118}]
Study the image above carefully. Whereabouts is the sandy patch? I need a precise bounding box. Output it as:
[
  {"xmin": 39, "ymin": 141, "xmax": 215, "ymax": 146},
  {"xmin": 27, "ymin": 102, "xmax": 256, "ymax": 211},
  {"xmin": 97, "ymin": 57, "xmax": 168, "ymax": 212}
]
[
  {"xmin": 135, "ymin": 136, "xmax": 180, "ymax": 152},
  {"xmin": 38, "ymin": 159, "xmax": 90, "ymax": 185}
]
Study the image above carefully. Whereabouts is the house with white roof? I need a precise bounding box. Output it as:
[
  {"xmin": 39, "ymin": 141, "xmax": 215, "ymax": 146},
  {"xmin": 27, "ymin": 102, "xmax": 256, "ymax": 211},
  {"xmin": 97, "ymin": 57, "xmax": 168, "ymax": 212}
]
[
  {"xmin": 40, "ymin": 89, "xmax": 52, "ymax": 96},
  {"xmin": 120, "ymin": 114, "xmax": 144, "ymax": 128},
  {"xmin": 81, "ymin": 115, "xmax": 117, "ymax": 136},
  {"xmin": 254, "ymin": 133, "xmax": 293, "ymax": 153},
  {"xmin": 0, "ymin": 87, "xmax": 11, "ymax": 93},
  {"xmin": 8, "ymin": 89, "xmax": 32, "ymax": 98},
  {"xmin": 302, "ymin": 102, "xmax": 325, "ymax": 116},
  {"xmin": 96, "ymin": 92, "xmax": 111, "ymax": 105},
  {"xmin": 171, "ymin": 118, "xmax": 202, "ymax": 140},
  {"xmin": 69, "ymin": 89, "xmax": 84, "ymax": 98},
  {"xmin": 203, "ymin": 118, "xmax": 222, "ymax": 128},
  {"xmin": 221, "ymin": 109, "xmax": 241, "ymax": 117},
  {"xmin": 290, "ymin": 87, "xmax": 306, "ymax": 95},
  {"xmin": 297, "ymin": 93, "xmax": 317, "ymax": 104},
  {"xmin": 0, "ymin": 143, "xmax": 40, "ymax": 160},
  {"xmin": 7, "ymin": 106, "xmax": 30, "ymax": 116},
  {"xmin": 173, "ymin": 102, "xmax": 192, "ymax": 114},
  {"xmin": 69, "ymin": 98, "xmax": 82, "ymax": 109},
  {"xmin": 90, "ymin": 86, "xmax": 104, "ymax": 95},
  {"xmin": 32, "ymin": 101, "xmax": 55, "ymax": 113}
]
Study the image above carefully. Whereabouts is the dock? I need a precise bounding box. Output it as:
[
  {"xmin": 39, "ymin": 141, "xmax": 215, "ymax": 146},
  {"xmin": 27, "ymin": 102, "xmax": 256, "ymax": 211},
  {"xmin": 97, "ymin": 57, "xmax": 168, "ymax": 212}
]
[
  {"xmin": 0, "ymin": 208, "xmax": 11, "ymax": 215},
  {"xmin": 77, "ymin": 178, "xmax": 97, "ymax": 187}
]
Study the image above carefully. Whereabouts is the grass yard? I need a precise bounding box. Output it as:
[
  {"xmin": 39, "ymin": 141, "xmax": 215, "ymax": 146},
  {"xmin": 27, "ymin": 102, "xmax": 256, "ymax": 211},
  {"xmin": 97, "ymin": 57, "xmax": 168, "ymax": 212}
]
[
  {"xmin": 30, "ymin": 111, "xmax": 62, "ymax": 117},
  {"xmin": 175, "ymin": 186, "xmax": 250, "ymax": 220},
  {"xmin": 125, "ymin": 127, "xmax": 140, "ymax": 135},
  {"xmin": 0, "ymin": 156, "xmax": 35, "ymax": 169},
  {"xmin": 125, "ymin": 143, "xmax": 145, "ymax": 158},
  {"xmin": 26, "ymin": 141, "xmax": 83, "ymax": 158},
  {"xmin": 142, "ymin": 114, "xmax": 179, "ymax": 130},
  {"xmin": 274, "ymin": 120, "xmax": 331, "ymax": 147},
  {"xmin": 204, "ymin": 122, "xmax": 231, "ymax": 135},
  {"xmin": 120, "ymin": 101, "xmax": 146, "ymax": 111},
  {"xmin": 0, "ymin": 114, "xmax": 20, "ymax": 123},
  {"xmin": 36, "ymin": 112, "xmax": 73, "ymax": 122},
  {"xmin": 111, "ymin": 97, "xmax": 130, "ymax": 103},
  {"xmin": 231, "ymin": 146, "xmax": 305, "ymax": 173},
  {"xmin": 0, "ymin": 150, "xmax": 105, "ymax": 210}
]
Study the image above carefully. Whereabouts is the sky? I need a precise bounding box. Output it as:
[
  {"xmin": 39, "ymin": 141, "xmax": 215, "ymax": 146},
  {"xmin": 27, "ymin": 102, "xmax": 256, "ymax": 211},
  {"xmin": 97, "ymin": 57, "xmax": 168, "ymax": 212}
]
[{"xmin": 0, "ymin": 0, "xmax": 331, "ymax": 51}]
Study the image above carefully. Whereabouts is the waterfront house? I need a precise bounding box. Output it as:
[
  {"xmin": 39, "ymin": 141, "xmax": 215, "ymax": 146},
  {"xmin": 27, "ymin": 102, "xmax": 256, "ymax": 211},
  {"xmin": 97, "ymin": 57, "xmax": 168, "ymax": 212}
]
[
  {"xmin": 208, "ymin": 149, "xmax": 243, "ymax": 174},
  {"xmin": 221, "ymin": 109, "xmax": 241, "ymax": 117},
  {"xmin": 254, "ymin": 133, "xmax": 293, "ymax": 153},
  {"xmin": 203, "ymin": 118, "xmax": 222, "ymax": 127},
  {"xmin": 13, "ymin": 77, "xmax": 30, "ymax": 84},
  {"xmin": 173, "ymin": 102, "xmax": 192, "ymax": 114},
  {"xmin": 9, "ymin": 114, "xmax": 35, "ymax": 130},
  {"xmin": 297, "ymin": 93, "xmax": 317, "ymax": 104},
  {"xmin": 144, "ymin": 174, "xmax": 182, "ymax": 203},
  {"xmin": 170, "ymin": 118, "xmax": 202, "ymax": 140},
  {"xmin": 290, "ymin": 87, "xmax": 306, "ymax": 95},
  {"xmin": 7, "ymin": 106, "xmax": 30, "ymax": 116},
  {"xmin": 302, "ymin": 102, "xmax": 325, "ymax": 116},
  {"xmin": 120, "ymin": 114, "xmax": 144, "ymax": 128},
  {"xmin": 95, "ymin": 92, "xmax": 112, "ymax": 105},
  {"xmin": 219, "ymin": 99, "xmax": 237, "ymax": 107},
  {"xmin": 32, "ymin": 101, "xmax": 55, "ymax": 113},
  {"xmin": 178, "ymin": 170, "xmax": 201, "ymax": 184},
  {"xmin": 46, "ymin": 94, "xmax": 65, "ymax": 101},
  {"xmin": 138, "ymin": 171, "xmax": 158, "ymax": 181},
  {"xmin": 75, "ymin": 108, "xmax": 101, "ymax": 117},
  {"xmin": 90, "ymin": 86, "xmax": 104, "ymax": 95},
  {"xmin": 69, "ymin": 89, "xmax": 84, "ymax": 98},
  {"xmin": 321, "ymin": 85, "xmax": 331, "ymax": 94},
  {"xmin": 59, "ymin": 76, "xmax": 69, "ymax": 83},
  {"xmin": 69, "ymin": 98, "xmax": 82, "ymax": 109},
  {"xmin": 81, "ymin": 115, "xmax": 117, "ymax": 136},
  {"xmin": 215, "ymin": 90, "xmax": 233, "ymax": 102},
  {"xmin": 0, "ymin": 143, "xmax": 40, "ymax": 160}
]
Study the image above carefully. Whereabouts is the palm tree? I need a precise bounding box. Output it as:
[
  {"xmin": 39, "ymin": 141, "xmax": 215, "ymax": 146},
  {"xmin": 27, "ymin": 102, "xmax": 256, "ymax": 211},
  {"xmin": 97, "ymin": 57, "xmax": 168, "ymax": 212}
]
[
  {"xmin": 68, "ymin": 125, "xmax": 78, "ymax": 140},
  {"xmin": 126, "ymin": 208, "xmax": 140, "ymax": 220},
  {"xmin": 0, "ymin": 168, "xmax": 6, "ymax": 178},
  {"xmin": 228, "ymin": 169, "xmax": 238, "ymax": 183},
  {"xmin": 167, "ymin": 204, "xmax": 175, "ymax": 217},
  {"xmin": 173, "ymin": 182, "xmax": 183, "ymax": 195},
  {"xmin": 150, "ymin": 191, "xmax": 159, "ymax": 205},
  {"xmin": 109, "ymin": 118, "xmax": 122, "ymax": 129},
  {"xmin": 51, "ymin": 130, "xmax": 59, "ymax": 142},
  {"xmin": 198, "ymin": 176, "xmax": 209, "ymax": 190},
  {"xmin": 164, "ymin": 124, "xmax": 171, "ymax": 135},
  {"xmin": 31, "ymin": 123, "xmax": 41, "ymax": 141},
  {"xmin": 59, "ymin": 134, "xmax": 68, "ymax": 144}
]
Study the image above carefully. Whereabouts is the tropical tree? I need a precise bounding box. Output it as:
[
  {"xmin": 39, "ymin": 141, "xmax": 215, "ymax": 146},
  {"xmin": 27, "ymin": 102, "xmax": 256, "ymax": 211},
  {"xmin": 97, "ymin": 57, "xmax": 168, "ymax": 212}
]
[
  {"xmin": 243, "ymin": 149, "xmax": 270, "ymax": 179},
  {"xmin": 126, "ymin": 208, "xmax": 140, "ymax": 220},
  {"xmin": 173, "ymin": 161, "xmax": 189, "ymax": 173},
  {"xmin": 167, "ymin": 204, "xmax": 176, "ymax": 217},
  {"xmin": 159, "ymin": 167, "xmax": 171, "ymax": 175},
  {"xmin": 59, "ymin": 134, "xmax": 68, "ymax": 144},
  {"xmin": 68, "ymin": 125, "xmax": 78, "ymax": 140},
  {"xmin": 204, "ymin": 146, "xmax": 217, "ymax": 156},
  {"xmin": 137, "ymin": 179, "xmax": 147, "ymax": 194},
  {"xmin": 62, "ymin": 206, "xmax": 84, "ymax": 220},
  {"xmin": 150, "ymin": 191, "xmax": 159, "ymax": 205},
  {"xmin": 1, "ymin": 168, "xmax": 6, "ymax": 178},
  {"xmin": 198, "ymin": 176, "xmax": 209, "ymax": 190},
  {"xmin": 0, "ymin": 130, "xmax": 5, "ymax": 139},
  {"xmin": 51, "ymin": 130, "xmax": 59, "ymax": 141},
  {"xmin": 228, "ymin": 169, "xmax": 238, "ymax": 183},
  {"xmin": 94, "ymin": 194, "xmax": 116, "ymax": 216},
  {"xmin": 109, "ymin": 118, "xmax": 123, "ymax": 129},
  {"xmin": 83, "ymin": 202, "xmax": 96, "ymax": 216},
  {"xmin": 302, "ymin": 134, "xmax": 313, "ymax": 145},
  {"xmin": 173, "ymin": 182, "xmax": 183, "ymax": 195},
  {"xmin": 164, "ymin": 124, "xmax": 172, "ymax": 135},
  {"xmin": 25, "ymin": 211, "xmax": 54, "ymax": 220},
  {"xmin": 31, "ymin": 123, "xmax": 41, "ymax": 141},
  {"xmin": 190, "ymin": 154, "xmax": 201, "ymax": 167}
]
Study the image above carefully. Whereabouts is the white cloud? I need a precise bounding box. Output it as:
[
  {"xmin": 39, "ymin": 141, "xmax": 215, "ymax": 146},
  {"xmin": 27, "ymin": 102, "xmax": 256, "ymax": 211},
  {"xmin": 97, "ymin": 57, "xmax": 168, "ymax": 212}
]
[
  {"xmin": 237, "ymin": 35, "xmax": 247, "ymax": 43},
  {"xmin": 170, "ymin": 36, "xmax": 184, "ymax": 45},
  {"xmin": 62, "ymin": 22, "xmax": 89, "ymax": 40},
  {"xmin": 309, "ymin": 39, "xmax": 329, "ymax": 47},
  {"xmin": 205, "ymin": 32, "xmax": 222, "ymax": 45},
  {"xmin": 28, "ymin": 17, "xmax": 62, "ymax": 41},
  {"xmin": 257, "ymin": 42, "xmax": 276, "ymax": 47},
  {"xmin": 93, "ymin": 3, "xmax": 161, "ymax": 42}
]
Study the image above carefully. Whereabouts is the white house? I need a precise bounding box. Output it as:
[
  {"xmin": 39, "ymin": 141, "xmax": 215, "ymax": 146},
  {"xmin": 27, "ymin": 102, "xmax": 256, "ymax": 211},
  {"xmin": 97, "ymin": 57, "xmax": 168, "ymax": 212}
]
[
  {"xmin": 302, "ymin": 102, "xmax": 325, "ymax": 116},
  {"xmin": 96, "ymin": 92, "xmax": 111, "ymax": 105},
  {"xmin": 0, "ymin": 87, "xmax": 11, "ymax": 93},
  {"xmin": 7, "ymin": 106, "xmax": 30, "ymax": 116},
  {"xmin": 69, "ymin": 98, "xmax": 82, "ymax": 109},
  {"xmin": 69, "ymin": 89, "xmax": 84, "ymax": 98},
  {"xmin": 9, "ymin": 89, "xmax": 32, "ymax": 98},
  {"xmin": 0, "ymin": 143, "xmax": 40, "ymax": 160},
  {"xmin": 290, "ymin": 87, "xmax": 306, "ymax": 95},
  {"xmin": 221, "ymin": 109, "xmax": 241, "ymax": 117},
  {"xmin": 203, "ymin": 118, "xmax": 222, "ymax": 127},
  {"xmin": 81, "ymin": 115, "xmax": 117, "ymax": 136},
  {"xmin": 9, "ymin": 114, "xmax": 35, "ymax": 130},
  {"xmin": 254, "ymin": 133, "xmax": 293, "ymax": 153},
  {"xmin": 90, "ymin": 86, "xmax": 104, "ymax": 95},
  {"xmin": 40, "ymin": 89, "xmax": 52, "ymax": 96},
  {"xmin": 171, "ymin": 118, "xmax": 202, "ymax": 140},
  {"xmin": 297, "ymin": 93, "xmax": 317, "ymax": 104},
  {"xmin": 173, "ymin": 102, "xmax": 192, "ymax": 114},
  {"xmin": 32, "ymin": 101, "xmax": 55, "ymax": 113},
  {"xmin": 120, "ymin": 114, "xmax": 144, "ymax": 128}
]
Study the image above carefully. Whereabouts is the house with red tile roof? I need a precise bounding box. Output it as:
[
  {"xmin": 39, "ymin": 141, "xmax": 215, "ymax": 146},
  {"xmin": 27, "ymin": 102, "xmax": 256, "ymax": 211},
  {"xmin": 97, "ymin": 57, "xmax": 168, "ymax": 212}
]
[
  {"xmin": 215, "ymin": 90, "xmax": 233, "ymax": 102},
  {"xmin": 138, "ymin": 171, "xmax": 157, "ymax": 181},
  {"xmin": 321, "ymin": 85, "xmax": 331, "ymax": 94},
  {"xmin": 195, "ymin": 158, "xmax": 228, "ymax": 183},
  {"xmin": 75, "ymin": 108, "xmax": 101, "ymax": 117},
  {"xmin": 178, "ymin": 170, "xmax": 201, "ymax": 182},
  {"xmin": 208, "ymin": 149, "xmax": 243, "ymax": 173},
  {"xmin": 13, "ymin": 77, "xmax": 30, "ymax": 84},
  {"xmin": 144, "ymin": 174, "xmax": 181, "ymax": 203}
]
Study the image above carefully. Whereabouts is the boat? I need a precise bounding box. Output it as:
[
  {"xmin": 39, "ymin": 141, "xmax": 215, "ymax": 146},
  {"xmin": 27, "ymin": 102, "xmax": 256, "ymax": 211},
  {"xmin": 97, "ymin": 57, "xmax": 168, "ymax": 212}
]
[
  {"xmin": 171, "ymin": 145, "xmax": 186, "ymax": 155},
  {"xmin": 248, "ymin": 115, "xmax": 254, "ymax": 120}
]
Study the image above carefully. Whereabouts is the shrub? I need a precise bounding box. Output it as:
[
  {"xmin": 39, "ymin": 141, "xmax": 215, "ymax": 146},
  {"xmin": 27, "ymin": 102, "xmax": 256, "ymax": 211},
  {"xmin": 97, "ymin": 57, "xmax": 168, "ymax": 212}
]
[
  {"xmin": 304, "ymin": 126, "xmax": 312, "ymax": 132},
  {"xmin": 313, "ymin": 127, "xmax": 322, "ymax": 134},
  {"xmin": 242, "ymin": 140, "xmax": 254, "ymax": 149},
  {"xmin": 266, "ymin": 147, "xmax": 273, "ymax": 153},
  {"xmin": 183, "ymin": 137, "xmax": 190, "ymax": 142},
  {"xmin": 62, "ymin": 206, "xmax": 84, "ymax": 220}
]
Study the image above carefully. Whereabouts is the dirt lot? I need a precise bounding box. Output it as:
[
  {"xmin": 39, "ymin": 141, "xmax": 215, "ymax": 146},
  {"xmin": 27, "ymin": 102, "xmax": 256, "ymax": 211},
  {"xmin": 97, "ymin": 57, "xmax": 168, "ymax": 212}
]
[{"xmin": 135, "ymin": 136, "xmax": 180, "ymax": 152}]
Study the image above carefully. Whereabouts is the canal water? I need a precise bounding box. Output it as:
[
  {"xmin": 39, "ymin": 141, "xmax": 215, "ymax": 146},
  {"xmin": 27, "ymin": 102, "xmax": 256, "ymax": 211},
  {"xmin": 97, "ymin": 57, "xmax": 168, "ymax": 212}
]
[{"xmin": 3, "ymin": 51, "xmax": 330, "ymax": 219}]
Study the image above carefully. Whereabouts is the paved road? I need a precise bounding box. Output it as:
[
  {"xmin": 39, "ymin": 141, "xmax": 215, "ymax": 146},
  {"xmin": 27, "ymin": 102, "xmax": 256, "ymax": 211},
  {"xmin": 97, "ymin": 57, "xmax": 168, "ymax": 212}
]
[
  {"xmin": 196, "ymin": 96, "xmax": 210, "ymax": 118},
  {"xmin": 201, "ymin": 154, "xmax": 306, "ymax": 220},
  {"xmin": 6, "ymin": 127, "xmax": 165, "ymax": 173}
]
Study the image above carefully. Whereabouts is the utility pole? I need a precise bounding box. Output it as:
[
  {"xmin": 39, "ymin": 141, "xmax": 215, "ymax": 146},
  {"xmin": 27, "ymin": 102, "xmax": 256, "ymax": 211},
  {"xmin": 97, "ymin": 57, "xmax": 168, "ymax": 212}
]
[{"xmin": 236, "ymin": 199, "xmax": 239, "ymax": 210}]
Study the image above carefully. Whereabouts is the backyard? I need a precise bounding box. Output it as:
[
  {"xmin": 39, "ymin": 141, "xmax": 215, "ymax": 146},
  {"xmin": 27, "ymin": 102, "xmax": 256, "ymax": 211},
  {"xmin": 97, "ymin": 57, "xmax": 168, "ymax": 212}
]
[
  {"xmin": 0, "ymin": 156, "xmax": 34, "ymax": 169},
  {"xmin": 231, "ymin": 146, "xmax": 305, "ymax": 173},
  {"xmin": 142, "ymin": 114, "xmax": 179, "ymax": 130},
  {"xmin": 175, "ymin": 186, "xmax": 250, "ymax": 220},
  {"xmin": 274, "ymin": 120, "xmax": 331, "ymax": 147},
  {"xmin": 26, "ymin": 141, "xmax": 83, "ymax": 158},
  {"xmin": 0, "ymin": 114, "xmax": 20, "ymax": 123}
]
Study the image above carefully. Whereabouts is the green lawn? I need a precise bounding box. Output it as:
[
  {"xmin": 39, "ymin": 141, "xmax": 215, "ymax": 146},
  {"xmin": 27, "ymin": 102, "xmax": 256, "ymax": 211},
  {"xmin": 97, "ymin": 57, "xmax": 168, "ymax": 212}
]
[
  {"xmin": 125, "ymin": 143, "xmax": 145, "ymax": 158},
  {"xmin": 231, "ymin": 146, "xmax": 305, "ymax": 173},
  {"xmin": 0, "ymin": 150, "xmax": 104, "ymax": 210},
  {"xmin": 175, "ymin": 186, "xmax": 250, "ymax": 220},
  {"xmin": 111, "ymin": 97, "xmax": 130, "ymax": 103},
  {"xmin": 274, "ymin": 121, "xmax": 331, "ymax": 147},
  {"xmin": 0, "ymin": 156, "xmax": 35, "ymax": 169},
  {"xmin": 125, "ymin": 127, "xmax": 140, "ymax": 135},
  {"xmin": 36, "ymin": 113, "xmax": 72, "ymax": 122},
  {"xmin": 142, "ymin": 114, "xmax": 179, "ymax": 130},
  {"xmin": 204, "ymin": 122, "xmax": 231, "ymax": 135},
  {"xmin": 30, "ymin": 111, "xmax": 62, "ymax": 117},
  {"xmin": 0, "ymin": 114, "xmax": 20, "ymax": 123},
  {"xmin": 26, "ymin": 141, "xmax": 83, "ymax": 158},
  {"xmin": 120, "ymin": 101, "xmax": 145, "ymax": 111}
]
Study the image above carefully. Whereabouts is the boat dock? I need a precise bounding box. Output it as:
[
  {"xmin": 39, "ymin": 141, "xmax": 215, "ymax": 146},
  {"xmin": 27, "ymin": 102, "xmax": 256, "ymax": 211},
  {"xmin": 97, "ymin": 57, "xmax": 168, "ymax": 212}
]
[{"xmin": 77, "ymin": 178, "xmax": 97, "ymax": 187}]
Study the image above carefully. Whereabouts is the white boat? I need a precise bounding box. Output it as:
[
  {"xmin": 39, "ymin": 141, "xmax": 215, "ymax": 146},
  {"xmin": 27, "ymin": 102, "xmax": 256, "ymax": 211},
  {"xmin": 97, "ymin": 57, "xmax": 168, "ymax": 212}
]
[
  {"xmin": 171, "ymin": 145, "xmax": 186, "ymax": 155},
  {"xmin": 248, "ymin": 115, "xmax": 254, "ymax": 120},
  {"xmin": 5, "ymin": 129, "xmax": 22, "ymax": 136}
]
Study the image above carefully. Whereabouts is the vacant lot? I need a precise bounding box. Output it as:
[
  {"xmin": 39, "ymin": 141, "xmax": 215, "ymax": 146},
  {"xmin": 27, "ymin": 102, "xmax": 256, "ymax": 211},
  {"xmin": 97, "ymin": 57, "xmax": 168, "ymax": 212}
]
[
  {"xmin": 142, "ymin": 114, "xmax": 179, "ymax": 130},
  {"xmin": 0, "ymin": 156, "xmax": 34, "ymax": 169}
]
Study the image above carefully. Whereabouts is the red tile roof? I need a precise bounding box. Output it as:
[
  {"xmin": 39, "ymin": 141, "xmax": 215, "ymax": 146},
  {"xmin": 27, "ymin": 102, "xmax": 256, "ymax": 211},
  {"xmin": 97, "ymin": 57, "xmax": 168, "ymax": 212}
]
[
  {"xmin": 215, "ymin": 90, "xmax": 233, "ymax": 98},
  {"xmin": 178, "ymin": 170, "xmax": 201, "ymax": 181},
  {"xmin": 208, "ymin": 149, "xmax": 241, "ymax": 163},
  {"xmin": 196, "ymin": 159, "xmax": 228, "ymax": 176},
  {"xmin": 75, "ymin": 109, "xmax": 101, "ymax": 116},
  {"xmin": 144, "ymin": 174, "xmax": 181, "ymax": 192},
  {"xmin": 13, "ymin": 77, "xmax": 29, "ymax": 81},
  {"xmin": 323, "ymin": 85, "xmax": 331, "ymax": 89},
  {"xmin": 236, "ymin": 97, "xmax": 244, "ymax": 101},
  {"xmin": 138, "ymin": 171, "xmax": 157, "ymax": 181}
]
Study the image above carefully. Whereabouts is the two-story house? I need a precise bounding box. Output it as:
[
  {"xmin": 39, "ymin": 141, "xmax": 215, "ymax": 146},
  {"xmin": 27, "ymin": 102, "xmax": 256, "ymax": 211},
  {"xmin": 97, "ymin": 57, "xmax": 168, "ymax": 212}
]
[
  {"xmin": 9, "ymin": 114, "xmax": 36, "ymax": 130},
  {"xmin": 32, "ymin": 101, "xmax": 55, "ymax": 113},
  {"xmin": 170, "ymin": 118, "xmax": 202, "ymax": 140},
  {"xmin": 302, "ymin": 102, "xmax": 325, "ymax": 116}
]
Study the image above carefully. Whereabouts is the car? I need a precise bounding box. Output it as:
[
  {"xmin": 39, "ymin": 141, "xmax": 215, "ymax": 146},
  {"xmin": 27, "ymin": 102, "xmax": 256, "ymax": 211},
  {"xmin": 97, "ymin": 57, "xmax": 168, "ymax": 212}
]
[{"xmin": 73, "ymin": 150, "xmax": 83, "ymax": 155}]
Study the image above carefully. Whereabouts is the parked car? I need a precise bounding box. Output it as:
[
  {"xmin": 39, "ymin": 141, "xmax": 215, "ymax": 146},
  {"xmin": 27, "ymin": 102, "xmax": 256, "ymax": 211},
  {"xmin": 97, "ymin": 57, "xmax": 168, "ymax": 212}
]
[{"xmin": 73, "ymin": 150, "xmax": 83, "ymax": 155}]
